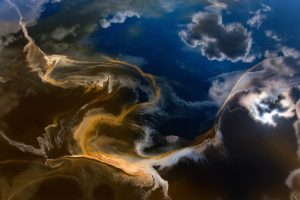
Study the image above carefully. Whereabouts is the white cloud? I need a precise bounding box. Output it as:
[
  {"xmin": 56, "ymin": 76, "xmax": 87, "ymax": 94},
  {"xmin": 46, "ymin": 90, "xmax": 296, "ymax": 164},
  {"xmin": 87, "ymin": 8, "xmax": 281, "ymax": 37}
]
[
  {"xmin": 280, "ymin": 46, "xmax": 300, "ymax": 58},
  {"xmin": 239, "ymin": 84, "xmax": 295, "ymax": 126},
  {"xmin": 51, "ymin": 0, "xmax": 61, "ymax": 3},
  {"xmin": 0, "ymin": 0, "xmax": 49, "ymax": 37},
  {"xmin": 209, "ymin": 71, "xmax": 243, "ymax": 106},
  {"xmin": 264, "ymin": 50, "xmax": 278, "ymax": 59},
  {"xmin": 247, "ymin": 4, "xmax": 271, "ymax": 29},
  {"xmin": 205, "ymin": 0, "xmax": 228, "ymax": 12},
  {"xmin": 99, "ymin": 10, "xmax": 140, "ymax": 29},
  {"xmin": 264, "ymin": 45, "xmax": 300, "ymax": 60},
  {"xmin": 0, "ymin": 0, "xmax": 48, "ymax": 52},
  {"xmin": 231, "ymin": 55, "xmax": 300, "ymax": 126},
  {"xmin": 265, "ymin": 30, "xmax": 281, "ymax": 42},
  {"xmin": 217, "ymin": 54, "xmax": 300, "ymax": 128}
]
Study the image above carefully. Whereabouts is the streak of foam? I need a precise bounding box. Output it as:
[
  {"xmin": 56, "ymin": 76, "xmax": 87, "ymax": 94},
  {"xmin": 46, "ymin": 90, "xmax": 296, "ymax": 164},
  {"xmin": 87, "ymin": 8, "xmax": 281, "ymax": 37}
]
[
  {"xmin": 0, "ymin": 131, "xmax": 47, "ymax": 157},
  {"xmin": 135, "ymin": 127, "xmax": 154, "ymax": 157}
]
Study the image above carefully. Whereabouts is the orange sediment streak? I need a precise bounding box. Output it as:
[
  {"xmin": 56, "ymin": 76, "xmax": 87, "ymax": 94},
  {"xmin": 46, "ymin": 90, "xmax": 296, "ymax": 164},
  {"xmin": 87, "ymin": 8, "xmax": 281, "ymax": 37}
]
[{"xmin": 2, "ymin": 1, "xmax": 221, "ymax": 199}]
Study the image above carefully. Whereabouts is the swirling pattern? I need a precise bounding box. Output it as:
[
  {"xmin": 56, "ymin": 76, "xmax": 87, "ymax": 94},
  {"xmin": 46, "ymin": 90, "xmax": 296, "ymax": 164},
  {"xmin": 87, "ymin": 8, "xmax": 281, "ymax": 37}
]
[
  {"xmin": 0, "ymin": 1, "xmax": 221, "ymax": 199},
  {"xmin": 2, "ymin": 1, "xmax": 300, "ymax": 199}
]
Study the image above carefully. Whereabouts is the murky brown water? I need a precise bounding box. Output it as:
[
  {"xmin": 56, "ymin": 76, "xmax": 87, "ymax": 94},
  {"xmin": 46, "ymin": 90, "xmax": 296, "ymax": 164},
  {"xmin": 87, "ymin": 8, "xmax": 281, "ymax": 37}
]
[{"xmin": 1, "ymin": 0, "xmax": 300, "ymax": 200}]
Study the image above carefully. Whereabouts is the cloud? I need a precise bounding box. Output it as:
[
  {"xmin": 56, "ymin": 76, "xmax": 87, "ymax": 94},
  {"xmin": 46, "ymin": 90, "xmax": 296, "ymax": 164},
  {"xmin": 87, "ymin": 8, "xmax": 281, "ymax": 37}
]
[
  {"xmin": 162, "ymin": 83, "xmax": 214, "ymax": 110},
  {"xmin": 0, "ymin": 0, "xmax": 48, "ymax": 37},
  {"xmin": 264, "ymin": 45, "xmax": 300, "ymax": 60},
  {"xmin": 280, "ymin": 46, "xmax": 300, "ymax": 58},
  {"xmin": 264, "ymin": 50, "xmax": 278, "ymax": 59},
  {"xmin": 99, "ymin": 10, "xmax": 140, "ymax": 29},
  {"xmin": 179, "ymin": 11, "xmax": 253, "ymax": 62},
  {"xmin": 265, "ymin": 30, "xmax": 281, "ymax": 42},
  {"xmin": 51, "ymin": 25, "xmax": 79, "ymax": 41},
  {"xmin": 0, "ymin": 0, "xmax": 234, "ymax": 54},
  {"xmin": 0, "ymin": 0, "xmax": 48, "ymax": 51},
  {"xmin": 51, "ymin": 0, "xmax": 61, "ymax": 3},
  {"xmin": 209, "ymin": 71, "xmax": 243, "ymax": 106},
  {"xmin": 205, "ymin": 0, "xmax": 228, "ymax": 12},
  {"xmin": 165, "ymin": 135, "xmax": 180, "ymax": 144},
  {"xmin": 239, "ymin": 81, "xmax": 295, "ymax": 126},
  {"xmin": 148, "ymin": 81, "xmax": 215, "ymax": 120},
  {"xmin": 247, "ymin": 4, "xmax": 271, "ymax": 29},
  {"xmin": 220, "ymin": 55, "xmax": 300, "ymax": 127},
  {"xmin": 0, "ymin": 0, "xmax": 192, "ymax": 46}
]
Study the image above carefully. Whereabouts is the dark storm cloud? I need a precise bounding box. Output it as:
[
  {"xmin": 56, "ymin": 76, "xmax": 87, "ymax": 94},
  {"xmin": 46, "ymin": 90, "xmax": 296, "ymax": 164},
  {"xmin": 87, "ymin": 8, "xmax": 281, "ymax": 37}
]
[{"xmin": 179, "ymin": 11, "xmax": 254, "ymax": 63}]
